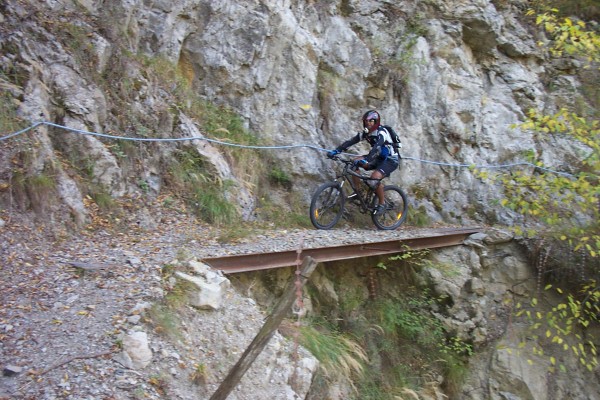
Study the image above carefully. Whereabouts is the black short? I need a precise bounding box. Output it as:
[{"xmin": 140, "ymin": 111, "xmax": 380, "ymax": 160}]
[{"xmin": 367, "ymin": 157, "xmax": 399, "ymax": 177}]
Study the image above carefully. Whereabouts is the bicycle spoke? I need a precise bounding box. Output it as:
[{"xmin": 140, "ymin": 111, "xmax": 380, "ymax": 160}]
[
  {"xmin": 372, "ymin": 186, "xmax": 408, "ymax": 230},
  {"xmin": 310, "ymin": 183, "xmax": 345, "ymax": 229},
  {"xmin": 387, "ymin": 201, "xmax": 405, "ymax": 221},
  {"xmin": 315, "ymin": 190, "xmax": 341, "ymax": 224}
]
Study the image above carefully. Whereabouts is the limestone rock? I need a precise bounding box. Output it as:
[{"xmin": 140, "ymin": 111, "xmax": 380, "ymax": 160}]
[
  {"xmin": 483, "ymin": 228, "xmax": 515, "ymax": 245},
  {"xmin": 175, "ymin": 265, "xmax": 231, "ymax": 310},
  {"xmin": 120, "ymin": 331, "xmax": 153, "ymax": 370},
  {"xmin": 2, "ymin": 365, "xmax": 23, "ymax": 377}
]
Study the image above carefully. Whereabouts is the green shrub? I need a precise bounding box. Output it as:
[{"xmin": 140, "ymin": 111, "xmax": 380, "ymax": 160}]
[
  {"xmin": 12, "ymin": 170, "xmax": 57, "ymax": 214},
  {"xmin": 191, "ymin": 184, "xmax": 237, "ymax": 225},
  {"xmin": 268, "ymin": 167, "xmax": 292, "ymax": 188},
  {"xmin": 90, "ymin": 189, "xmax": 114, "ymax": 211},
  {"xmin": 407, "ymin": 204, "xmax": 430, "ymax": 227},
  {"xmin": 0, "ymin": 89, "xmax": 26, "ymax": 134},
  {"xmin": 329, "ymin": 277, "xmax": 472, "ymax": 399}
]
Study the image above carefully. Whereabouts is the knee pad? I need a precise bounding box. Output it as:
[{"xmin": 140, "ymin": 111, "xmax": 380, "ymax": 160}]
[{"xmin": 367, "ymin": 179, "xmax": 380, "ymax": 190}]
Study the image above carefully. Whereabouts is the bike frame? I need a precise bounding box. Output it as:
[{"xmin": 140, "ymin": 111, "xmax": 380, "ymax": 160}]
[{"xmin": 333, "ymin": 158, "xmax": 382, "ymax": 213}]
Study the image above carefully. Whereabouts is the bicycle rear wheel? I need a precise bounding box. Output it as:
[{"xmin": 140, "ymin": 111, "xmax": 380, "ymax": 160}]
[
  {"xmin": 372, "ymin": 185, "xmax": 408, "ymax": 230},
  {"xmin": 310, "ymin": 182, "xmax": 345, "ymax": 229}
]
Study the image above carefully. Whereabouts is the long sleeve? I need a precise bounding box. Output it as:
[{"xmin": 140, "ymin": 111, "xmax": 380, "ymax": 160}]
[{"xmin": 336, "ymin": 133, "xmax": 361, "ymax": 152}]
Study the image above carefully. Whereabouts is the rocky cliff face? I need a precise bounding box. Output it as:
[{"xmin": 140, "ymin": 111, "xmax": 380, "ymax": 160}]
[
  {"xmin": 0, "ymin": 0, "xmax": 586, "ymax": 226},
  {"xmin": 0, "ymin": 0, "xmax": 597, "ymax": 399}
]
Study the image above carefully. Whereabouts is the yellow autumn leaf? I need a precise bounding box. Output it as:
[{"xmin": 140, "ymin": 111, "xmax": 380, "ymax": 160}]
[{"xmin": 531, "ymin": 298, "xmax": 538, "ymax": 306}]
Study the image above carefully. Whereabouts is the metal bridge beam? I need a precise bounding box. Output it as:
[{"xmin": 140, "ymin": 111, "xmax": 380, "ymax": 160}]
[{"xmin": 203, "ymin": 227, "xmax": 481, "ymax": 274}]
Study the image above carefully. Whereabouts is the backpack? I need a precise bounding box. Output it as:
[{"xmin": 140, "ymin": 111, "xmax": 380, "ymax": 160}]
[{"xmin": 380, "ymin": 125, "xmax": 402, "ymax": 153}]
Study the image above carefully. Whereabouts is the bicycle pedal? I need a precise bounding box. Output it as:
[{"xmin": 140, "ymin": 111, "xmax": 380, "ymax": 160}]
[{"xmin": 372, "ymin": 204, "xmax": 386, "ymax": 215}]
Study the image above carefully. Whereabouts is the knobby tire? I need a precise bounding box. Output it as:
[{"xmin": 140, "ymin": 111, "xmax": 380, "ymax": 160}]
[
  {"xmin": 309, "ymin": 182, "xmax": 345, "ymax": 230},
  {"xmin": 371, "ymin": 185, "xmax": 408, "ymax": 230}
]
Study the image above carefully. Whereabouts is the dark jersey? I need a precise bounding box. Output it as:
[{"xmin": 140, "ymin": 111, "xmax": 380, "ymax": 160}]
[{"xmin": 336, "ymin": 126, "xmax": 398, "ymax": 163}]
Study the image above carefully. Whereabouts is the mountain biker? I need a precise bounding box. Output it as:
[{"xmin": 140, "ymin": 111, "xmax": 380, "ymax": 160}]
[{"xmin": 327, "ymin": 110, "xmax": 400, "ymax": 214}]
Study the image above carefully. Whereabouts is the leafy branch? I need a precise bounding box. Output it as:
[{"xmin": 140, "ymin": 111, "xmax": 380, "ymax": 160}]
[
  {"xmin": 529, "ymin": 9, "xmax": 600, "ymax": 65},
  {"xmin": 515, "ymin": 281, "xmax": 599, "ymax": 372}
]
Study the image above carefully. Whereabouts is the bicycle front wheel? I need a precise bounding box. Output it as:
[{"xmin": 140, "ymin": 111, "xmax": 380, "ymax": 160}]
[
  {"xmin": 310, "ymin": 182, "xmax": 345, "ymax": 230},
  {"xmin": 372, "ymin": 185, "xmax": 408, "ymax": 230}
]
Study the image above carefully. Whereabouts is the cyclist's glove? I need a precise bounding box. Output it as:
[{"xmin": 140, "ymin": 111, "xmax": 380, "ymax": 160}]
[
  {"xmin": 353, "ymin": 159, "xmax": 367, "ymax": 168},
  {"xmin": 327, "ymin": 149, "xmax": 340, "ymax": 159}
]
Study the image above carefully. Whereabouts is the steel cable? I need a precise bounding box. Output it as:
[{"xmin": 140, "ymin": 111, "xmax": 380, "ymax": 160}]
[{"xmin": 0, "ymin": 120, "xmax": 576, "ymax": 177}]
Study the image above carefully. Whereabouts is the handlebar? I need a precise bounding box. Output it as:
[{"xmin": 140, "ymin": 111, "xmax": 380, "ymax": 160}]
[
  {"xmin": 328, "ymin": 155, "xmax": 374, "ymax": 180},
  {"xmin": 328, "ymin": 154, "xmax": 350, "ymax": 164},
  {"xmin": 328, "ymin": 154, "xmax": 354, "ymax": 165}
]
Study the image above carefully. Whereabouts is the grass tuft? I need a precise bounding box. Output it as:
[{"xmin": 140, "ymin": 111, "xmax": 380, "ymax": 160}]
[{"xmin": 299, "ymin": 322, "xmax": 368, "ymax": 393}]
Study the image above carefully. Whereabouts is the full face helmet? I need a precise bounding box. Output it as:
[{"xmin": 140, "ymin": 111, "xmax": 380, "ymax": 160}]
[{"xmin": 362, "ymin": 110, "xmax": 381, "ymax": 134}]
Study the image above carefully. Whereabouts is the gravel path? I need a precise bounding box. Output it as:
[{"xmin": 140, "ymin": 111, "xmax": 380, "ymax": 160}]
[{"xmin": 0, "ymin": 205, "xmax": 465, "ymax": 399}]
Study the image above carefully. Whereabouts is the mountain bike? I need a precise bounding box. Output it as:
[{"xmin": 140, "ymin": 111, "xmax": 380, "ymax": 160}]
[{"xmin": 309, "ymin": 155, "xmax": 408, "ymax": 230}]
